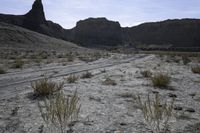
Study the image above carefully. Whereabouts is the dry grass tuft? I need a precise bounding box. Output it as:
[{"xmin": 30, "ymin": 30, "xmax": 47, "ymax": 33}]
[
  {"xmin": 12, "ymin": 58, "xmax": 24, "ymax": 68},
  {"xmin": 0, "ymin": 67, "xmax": 6, "ymax": 74},
  {"xmin": 67, "ymin": 75, "xmax": 78, "ymax": 83},
  {"xmin": 102, "ymin": 77, "xmax": 117, "ymax": 86},
  {"xmin": 31, "ymin": 78, "xmax": 64, "ymax": 96},
  {"xmin": 81, "ymin": 71, "xmax": 93, "ymax": 79},
  {"xmin": 65, "ymin": 53, "xmax": 74, "ymax": 62},
  {"xmin": 151, "ymin": 73, "xmax": 171, "ymax": 87},
  {"xmin": 118, "ymin": 92, "xmax": 135, "ymax": 98},
  {"xmin": 191, "ymin": 66, "xmax": 200, "ymax": 74},
  {"xmin": 140, "ymin": 70, "xmax": 152, "ymax": 78},
  {"xmin": 135, "ymin": 93, "xmax": 175, "ymax": 133},
  {"xmin": 182, "ymin": 56, "xmax": 191, "ymax": 65},
  {"xmin": 38, "ymin": 91, "xmax": 80, "ymax": 133}
]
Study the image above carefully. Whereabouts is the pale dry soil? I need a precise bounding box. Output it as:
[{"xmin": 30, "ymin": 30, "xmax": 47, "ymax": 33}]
[{"xmin": 0, "ymin": 54, "xmax": 200, "ymax": 133}]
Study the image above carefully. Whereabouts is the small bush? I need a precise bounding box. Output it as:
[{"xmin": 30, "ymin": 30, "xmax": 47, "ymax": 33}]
[
  {"xmin": 79, "ymin": 56, "xmax": 93, "ymax": 62},
  {"xmin": 38, "ymin": 91, "xmax": 80, "ymax": 133},
  {"xmin": 182, "ymin": 56, "xmax": 191, "ymax": 65},
  {"xmin": 31, "ymin": 78, "xmax": 64, "ymax": 96},
  {"xmin": 102, "ymin": 77, "xmax": 117, "ymax": 86},
  {"xmin": 0, "ymin": 68, "xmax": 6, "ymax": 74},
  {"xmin": 192, "ymin": 66, "xmax": 200, "ymax": 74},
  {"xmin": 67, "ymin": 75, "xmax": 78, "ymax": 83},
  {"xmin": 66, "ymin": 54, "xmax": 74, "ymax": 62},
  {"xmin": 151, "ymin": 73, "xmax": 171, "ymax": 87},
  {"xmin": 12, "ymin": 59, "xmax": 24, "ymax": 68},
  {"xmin": 136, "ymin": 93, "xmax": 175, "ymax": 133},
  {"xmin": 118, "ymin": 92, "xmax": 134, "ymax": 98},
  {"xmin": 81, "ymin": 71, "xmax": 93, "ymax": 79},
  {"xmin": 140, "ymin": 70, "xmax": 152, "ymax": 78}
]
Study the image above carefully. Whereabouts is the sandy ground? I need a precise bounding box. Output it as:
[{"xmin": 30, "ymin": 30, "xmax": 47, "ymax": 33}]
[{"xmin": 0, "ymin": 53, "xmax": 200, "ymax": 133}]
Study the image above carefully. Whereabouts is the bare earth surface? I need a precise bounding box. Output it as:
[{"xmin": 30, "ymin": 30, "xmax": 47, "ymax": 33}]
[{"xmin": 0, "ymin": 54, "xmax": 200, "ymax": 133}]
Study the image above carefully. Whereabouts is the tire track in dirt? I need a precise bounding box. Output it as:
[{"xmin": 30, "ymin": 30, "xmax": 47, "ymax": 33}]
[{"xmin": 0, "ymin": 55, "xmax": 147, "ymax": 100}]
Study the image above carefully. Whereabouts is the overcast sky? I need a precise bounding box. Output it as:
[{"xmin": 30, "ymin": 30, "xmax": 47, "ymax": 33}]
[{"xmin": 0, "ymin": 0, "xmax": 200, "ymax": 29}]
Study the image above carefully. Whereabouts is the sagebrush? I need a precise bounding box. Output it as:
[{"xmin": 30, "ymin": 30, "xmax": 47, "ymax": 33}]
[
  {"xmin": 151, "ymin": 73, "xmax": 171, "ymax": 87},
  {"xmin": 102, "ymin": 77, "xmax": 117, "ymax": 86},
  {"xmin": 31, "ymin": 78, "xmax": 64, "ymax": 96},
  {"xmin": 81, "ymin": 71, "xmax": 93, "ymax": 79},
  {"xmin": 135, "ymin": 93, "xmax": 175, "ymax": 133},
  {"xmin": 0, "ymin": 68, "xmax": 6, "ymax": 74},
  {"xmin": 38, "ymin": 91, "xmax": 80, "ymax": 133},
  {"xmin": 140, "ymin": 70, "xmax": 152, "ymax": 78},
  {"xmin": 191, "ymin": 66, "xmax": 200, "ymax": 74},
  {"xmin": 12, "ymin": 58, "xmax": 24, "ymax": 68},
  {"xmin": 67, "ymin": 75, "xmax": 78, "ymax": 83}
]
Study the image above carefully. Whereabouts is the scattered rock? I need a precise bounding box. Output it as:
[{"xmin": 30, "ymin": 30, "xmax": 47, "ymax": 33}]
[
  {"xmin": 38, "ymin": 125, "xmax": 44, "ymax": 133},
  {"xmin": 174, "ymin": 106, "xmax": 183, "ymax": 111},
  {"xmin": 189, "ymin": 93, "xmax": 196, "ymax": 97},
  {"xmin": 119, "ymin": 122, "xmax": 127, "ymax": 126},
  {"xmin": 168, "ymin": 93, "xmax": 177, "ymax": 98},
  {"xmin": 88, "ymin": 96, "xmax": 101, "ymax": 102},
  {"xmin": 11, "ymin": 107, "xmax": 19, "ymax": 116},
  {"xmin": 152, "ymin": 91, "xmax": 159, "ymax": 94},
  {"xmin": 185, "ymin": 108, "xmax": 195, "ymax": 113}
]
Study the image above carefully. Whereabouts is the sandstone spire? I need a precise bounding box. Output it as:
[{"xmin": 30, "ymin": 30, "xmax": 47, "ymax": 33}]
[{"xmin": 23, "ymin": 0, "xmax": 46, "ymax": 30}]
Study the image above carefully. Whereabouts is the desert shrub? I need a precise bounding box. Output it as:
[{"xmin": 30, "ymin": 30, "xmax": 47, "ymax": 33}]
[
  {"xmin": 78, "ymin": 56, "xmax": 93, "ymax": 62},
  {"xmin": 65, "ymin": 53, "xmax": 74, "ymax": 62},
  {"xmin": 0, "ymin": 68, "xmax": 6, "ymax": 74},
  {"xmin": 37, "ymin": 53, "xmax": 48, "ymax": 59},
  {"xmin": 191, "ymin": 66, "xmax": 200, "ymax": 74},
  {"xmin": 78, "ymin": 53, "xmax": 101, "ymax": 62},
  {"xmin": 31, "ymin": 78, "xmax": 64, "ymax": 96},
  {"xmin": 35, "ymin": 58, "xmax": 42, "ymax": 64},
  {"xmin": 38, "ymin": 91, "xmax": 80, "ymax": 133},
  {"xmin": 182, "ymin": 56, "xmax": 191, "ymax": 65},
  {"xmin": 81, "ymin": 71, "xmax": 93, "ymax": 79},
  {"xmin": 151, "ymin": 73, "xmax": 171, "ymax": 87},
  {"xmin": 67, "ymin": 75, "xmax": 78, "ymax": 83},
  {"xmin": 67, "ymin": 55, "xmax": 74, "ymax": 62},
  {"xmin": 57, "ymin": 54, "xmax": 64, "ymax": 58},
  {"xmin": 93, "ymin": 52, "xmax": 102, "ymax": 60},
  {"xmin": 102, "ymin": 77, "xmax": 117, "ymax": 86},
  {"xmin": 140, "ymin": 70, "xmax": 152, "ymax": 78},
  {"xmin": 118, "ymin": 92, "xmax": 135, "ymax": 98},
  {"xmin": 101, "ymin": 69, "xmax": 106, "ymax": 73},
  {"xmin": 12, "ymin": 58, "xmax": 24, "ymax": 68},
  {"xmin": 136, "ymin": 93, "xmax": 175, "ymax": 133}
]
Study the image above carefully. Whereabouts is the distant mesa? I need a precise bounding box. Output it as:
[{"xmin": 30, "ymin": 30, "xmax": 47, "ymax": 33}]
[
  {"xmin": 73, "ymin": 17, "xmax": 122, "ymax": 46},
  {"xmin": 0, "ymin": 0, "xmax": 200, "ymax": 49}
]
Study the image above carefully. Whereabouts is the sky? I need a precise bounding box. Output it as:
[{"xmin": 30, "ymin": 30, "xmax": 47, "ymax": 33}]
[{"xmin": 0, "ymin": 0, "xmax": 200, "ymax": 29}]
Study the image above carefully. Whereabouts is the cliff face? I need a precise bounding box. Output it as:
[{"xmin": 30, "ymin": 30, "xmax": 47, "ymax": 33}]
[
  {"xmin": 126, "ymin": 19, "xmax": 200, "ymax": 47},
  {"xmin": 0, "ymin": 0, "xmax": 200, "ymax": 48},
  {"xmin": 72, "ymin": 18, "xmax": 122, "ymax": 46}
]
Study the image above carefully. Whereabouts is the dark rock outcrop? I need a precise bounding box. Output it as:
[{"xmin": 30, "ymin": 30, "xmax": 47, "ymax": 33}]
[
  {"xmin": 23, "ymin": 0, "xmax": 46, "ymax": 30},
  {"xmin": 72, "ymin": 18, "xmax": 122, "ymax": 47},
  {"xmin": 125, "ymin": 19, "xmax": 200, "ymax": 47}
]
